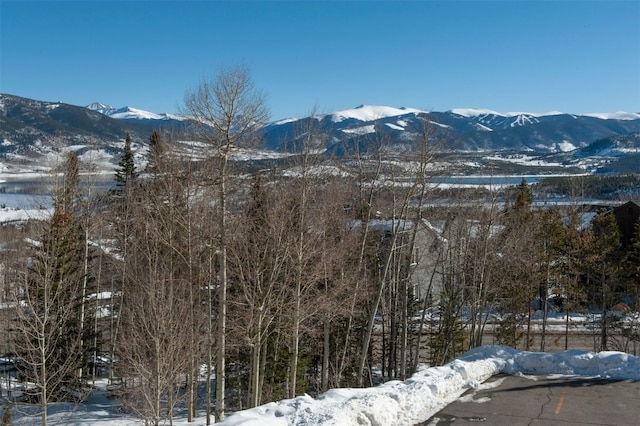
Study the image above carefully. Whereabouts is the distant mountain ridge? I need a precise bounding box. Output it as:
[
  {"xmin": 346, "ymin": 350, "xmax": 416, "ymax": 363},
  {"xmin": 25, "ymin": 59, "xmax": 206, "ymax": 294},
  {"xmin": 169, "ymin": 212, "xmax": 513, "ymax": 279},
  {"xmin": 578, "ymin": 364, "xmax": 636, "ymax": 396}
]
[
  {"xmin": 0, "ymin": 94, "xmax": 190, "ymax": 144},
  {"xmin": 263, "ymin": 105, "xmax": 640, "ymax": 153},
  {"xmin": 1, "ymin": 94, "xmax": 639, "ymax": 175},
  {"xmin": 86, "ymin": 102, "xmax": 185, "ymax": 122},
  {"xmin": 0, "ymin": 94, "xmax": 193, "ymax": 174}
]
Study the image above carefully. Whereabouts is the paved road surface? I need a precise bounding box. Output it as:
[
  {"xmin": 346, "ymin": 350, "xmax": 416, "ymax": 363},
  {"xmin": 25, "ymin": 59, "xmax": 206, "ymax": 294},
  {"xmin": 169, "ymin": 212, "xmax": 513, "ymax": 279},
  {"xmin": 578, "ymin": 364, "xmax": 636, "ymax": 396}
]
[{"xmin": 422, "ymin": 374, "xmax": 640, "ymax": 425}]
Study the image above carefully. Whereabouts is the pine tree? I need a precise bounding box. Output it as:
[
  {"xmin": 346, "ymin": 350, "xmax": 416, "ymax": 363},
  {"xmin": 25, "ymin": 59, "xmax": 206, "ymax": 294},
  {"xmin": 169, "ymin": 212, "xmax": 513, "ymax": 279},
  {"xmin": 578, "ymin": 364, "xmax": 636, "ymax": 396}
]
[
  {"xmin": 109, "ymin": 134, "xmax": 139, "ymax": 387},
  {"xmin": 504, "ymin": 178, "xmax": 534, "ymax": 231},
  {"xmin": 586, "ymin": 210, "xmax": 622, "ymax": 350},
  {"xmin": 146, "ymin": 130, "xmax": 165, "ymax": 177},
  {"xmin": 114, "ymin": 132, "xmax": 137, "ymax": 189},
  {"xmin": 514, "ymin": 178, "xmax": 533, "ymax": 213},
  {"xmin": 60, "ymin": 150, "xmax": 80, "ymax": 215},
  {"xmin": 627, "ymin": 221, "xmax": 640, "ymax": 291},
  {"xmin": 13, "ymin": 152, "xmax": 89, "ymax": 423}
]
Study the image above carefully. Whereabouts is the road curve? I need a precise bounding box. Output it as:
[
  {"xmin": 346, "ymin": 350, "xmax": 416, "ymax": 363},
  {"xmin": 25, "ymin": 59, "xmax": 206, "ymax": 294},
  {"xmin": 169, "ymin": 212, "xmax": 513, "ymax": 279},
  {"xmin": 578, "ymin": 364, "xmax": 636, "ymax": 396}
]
[{"xmin": 421, "ymin": 374, "xmax": 640, "ymax": 425}]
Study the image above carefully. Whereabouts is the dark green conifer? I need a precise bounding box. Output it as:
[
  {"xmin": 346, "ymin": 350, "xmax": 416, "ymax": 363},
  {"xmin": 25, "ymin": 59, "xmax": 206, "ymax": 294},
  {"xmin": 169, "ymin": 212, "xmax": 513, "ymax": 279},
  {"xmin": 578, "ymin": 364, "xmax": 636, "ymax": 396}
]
[
  {"xmin": 514, "ymin": 178, "xmax": 533, "ymax": 212},
  {"xmin": 17, "ymin": 152, "xmax": 89, "ymax": 405},
  {"xmin": 587, "ymin": 210, "xmax": 623, "ymax": 350},
  {"xmin": 114, "ymin": 132, "xmax": 137, "ymax": 189},
  {"xmin": 146, "ymin": 130, "xmax": 165, "ymax": 177}
]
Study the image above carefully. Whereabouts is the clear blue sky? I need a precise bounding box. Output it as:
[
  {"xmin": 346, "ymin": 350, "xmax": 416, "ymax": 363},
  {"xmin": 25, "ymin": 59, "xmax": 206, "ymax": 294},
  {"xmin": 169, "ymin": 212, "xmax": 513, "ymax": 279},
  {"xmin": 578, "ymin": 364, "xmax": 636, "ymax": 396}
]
[{"xmin": 2, "ymin": 0, "xmax": 639, "ymax": 120}]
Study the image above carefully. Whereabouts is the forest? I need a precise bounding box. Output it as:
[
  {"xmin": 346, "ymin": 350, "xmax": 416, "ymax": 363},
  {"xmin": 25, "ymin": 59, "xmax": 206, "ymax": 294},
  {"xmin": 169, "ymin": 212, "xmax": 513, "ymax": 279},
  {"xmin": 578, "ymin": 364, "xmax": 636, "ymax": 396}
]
[{"xmin": 1, "ymin": 66, "xmax": 639, "ymax": 426}]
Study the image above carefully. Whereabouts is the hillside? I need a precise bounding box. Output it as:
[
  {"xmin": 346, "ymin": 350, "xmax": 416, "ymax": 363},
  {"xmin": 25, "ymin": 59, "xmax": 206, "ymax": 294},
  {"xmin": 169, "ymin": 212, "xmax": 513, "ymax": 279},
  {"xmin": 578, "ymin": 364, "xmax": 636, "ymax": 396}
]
[
  {"xmin": 1, "ymin": 94, "xmax": 640, "ymax": 175},
  {"xmin": 263, "ymin": 105, "xmax": 640, "ymax": 154}
]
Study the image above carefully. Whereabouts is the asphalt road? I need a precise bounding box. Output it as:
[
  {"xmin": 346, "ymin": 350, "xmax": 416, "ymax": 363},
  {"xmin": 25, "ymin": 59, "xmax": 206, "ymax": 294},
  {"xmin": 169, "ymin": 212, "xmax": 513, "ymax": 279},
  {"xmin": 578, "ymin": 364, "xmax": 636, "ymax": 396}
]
[{"xmin": 422, "ymin": 374, "xmax": 640, "ymax": 425}]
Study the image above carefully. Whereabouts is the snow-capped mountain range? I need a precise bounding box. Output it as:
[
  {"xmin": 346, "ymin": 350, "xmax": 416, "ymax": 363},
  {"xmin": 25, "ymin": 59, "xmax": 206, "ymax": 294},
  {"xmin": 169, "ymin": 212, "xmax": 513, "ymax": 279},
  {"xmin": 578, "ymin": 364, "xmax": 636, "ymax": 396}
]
[
  {"xmin": 449, "ymin": 107, "xmax": 640, "ymax": 121},
  {"xmin": 322, "ymin": 105, "xmax": 639, "ymax": 124},
  {"xmin": 262, "ymin": 104, "xmax": 640, "ymax": 154},
  {"xmin": 87, "ymin": 101, "xmax": 640, "ymax": 133},
  {"xmin": 1, "ymin": 94, "xmax": 639, "ymax": 175}
]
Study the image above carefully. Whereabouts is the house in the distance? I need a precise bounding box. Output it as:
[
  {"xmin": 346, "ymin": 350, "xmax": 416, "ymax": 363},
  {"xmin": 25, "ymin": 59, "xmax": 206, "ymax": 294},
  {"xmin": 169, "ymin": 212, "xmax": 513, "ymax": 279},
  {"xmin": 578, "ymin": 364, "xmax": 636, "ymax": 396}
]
[{"xmin": 613, "ymin": 200, "xmax": 640, "ymax": 248}]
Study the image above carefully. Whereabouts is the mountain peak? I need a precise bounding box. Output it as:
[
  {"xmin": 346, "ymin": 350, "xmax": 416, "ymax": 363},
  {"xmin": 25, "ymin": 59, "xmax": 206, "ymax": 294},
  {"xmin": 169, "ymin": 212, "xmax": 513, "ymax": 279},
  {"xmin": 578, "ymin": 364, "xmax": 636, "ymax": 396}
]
[
  {"xmin": 582, "ymin": 112, "xmax": 640, "ymax": 120},
  {"xmin": 330, "ymin": 105, "xmax": 426, "ymax": 123},
  {"xmin": 86, "ymin": 102, "xmax": 116, "ymax": 115},
  {"xmin": 449, "ymin": 108, "xmax": 506, "ymax": 118},
  {"xmin": 86, "ymin": 103, "xmax": 185, "ymax": 121}
]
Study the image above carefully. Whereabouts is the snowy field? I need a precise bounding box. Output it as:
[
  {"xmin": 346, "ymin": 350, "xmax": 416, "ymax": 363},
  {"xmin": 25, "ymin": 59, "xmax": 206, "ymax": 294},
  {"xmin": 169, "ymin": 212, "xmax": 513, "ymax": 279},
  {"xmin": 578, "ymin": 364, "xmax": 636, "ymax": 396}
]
[{"xmin": 2, "ymin": 345, "xmax": 638, "ymax": 426}]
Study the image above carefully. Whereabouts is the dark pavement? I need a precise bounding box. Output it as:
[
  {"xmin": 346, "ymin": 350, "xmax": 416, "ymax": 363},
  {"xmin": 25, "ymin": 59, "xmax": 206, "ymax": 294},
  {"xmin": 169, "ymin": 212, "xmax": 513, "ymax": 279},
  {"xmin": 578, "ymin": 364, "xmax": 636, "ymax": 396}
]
[{"xmin": 422, "ymin": 374, "xmax": 640, "ymax": 425}]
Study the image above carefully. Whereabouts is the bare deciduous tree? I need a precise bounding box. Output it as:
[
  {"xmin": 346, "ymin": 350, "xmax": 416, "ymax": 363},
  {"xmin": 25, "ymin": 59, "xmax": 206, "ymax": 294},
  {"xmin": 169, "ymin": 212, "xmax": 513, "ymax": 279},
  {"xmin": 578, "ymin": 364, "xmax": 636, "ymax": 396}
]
[
  {"xmin": 116, "ymin": 160, "xmax": 193, "ymax": 426},
  {"xmin": 184, "ymin": 64, "xmax": 268, "ymax": 422},
  {"xmin": 227, "ymin": 172, "xmax": 290, "ymax": 407}
]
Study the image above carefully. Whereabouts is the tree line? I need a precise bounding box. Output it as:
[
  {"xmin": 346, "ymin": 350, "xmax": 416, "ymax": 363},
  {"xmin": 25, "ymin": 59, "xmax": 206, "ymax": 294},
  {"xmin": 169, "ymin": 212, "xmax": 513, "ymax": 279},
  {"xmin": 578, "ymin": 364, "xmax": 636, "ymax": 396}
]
[{"xmin": 1, "ymin": 65, "xmax": 639, "ymax": 425}]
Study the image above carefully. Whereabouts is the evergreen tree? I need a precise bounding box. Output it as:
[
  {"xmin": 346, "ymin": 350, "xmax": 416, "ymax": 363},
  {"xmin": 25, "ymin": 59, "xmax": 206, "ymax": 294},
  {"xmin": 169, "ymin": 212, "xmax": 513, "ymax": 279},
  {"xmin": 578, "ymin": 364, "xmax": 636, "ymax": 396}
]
[
  {"xmin": 114, "ymin": 132, "xmax": 137, "ymax": 189},
  {"xmin": 627, "ymin": 220, "xmax": 640, "ymax": 291},
  {"xmin": 13, "ymin": 152, "xmax": 89, "ymax": 419},
  {"xmin": 146, "ymin": 130, "xmax": 165, "ymax": 177},
  {"xmin": 586, "ymin": 210, "xmax": 622, "ymax": 350},
  {"xmin": 504, "ymin": 178, "xmax": 534, "ymax": 232},
  {"xmin": 59, "ymin": 150, "xmax": 80, "ymax": 215},
  {"xmin": 514, "ymin": 178, "xmax": 533, "ymax": 213},
  {"xmin": 109, "ymin": 135, "xmax": 140, "ymax": 384}
]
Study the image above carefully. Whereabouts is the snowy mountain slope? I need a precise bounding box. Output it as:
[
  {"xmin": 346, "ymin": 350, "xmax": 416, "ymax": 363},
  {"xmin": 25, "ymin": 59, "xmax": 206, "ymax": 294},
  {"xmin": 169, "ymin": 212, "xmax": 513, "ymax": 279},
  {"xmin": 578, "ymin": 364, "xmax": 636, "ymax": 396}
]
[
  {"xmin": 87, "ymin": 102, "xmax": 185, "ymax": 121},
  {"xmin": 265, "ymin": 105, "xmax": 640, "ymax": 153},
  {"xmin": 574, "ymin": 132, "xmax": 640, "ymax": 157},
  {"xmin": 86, "ymin": 102, "xmax": 119, "ymax": 116},
  {"xmin": 329, "ymin": 105, "xmax": 425, "ymax": 123},
  {"xmin": 0, "ymin": 94, "xmax": 194, "ymax": 173},
  {"xmin": 3, "ymin": 94, "xmax": 640, "ymax": 174},
  {"xmin": 264, "ymin": 105, "xmax": 640, "ymax": 154},
  {"xmin": 449, "ymin": 108, "xmax": 548, "ymax": 129},
  {"xmin": 523, "ymin": 131, "xmax": 640, "ymax": 174},
  {"xmin": 449, "ymin": 108, "xmax": 640, "ymax": 124},
  {"xmin": 581, "ymin": 111, "xmax": 640, "ymax": 120},
  {"xmin": 1, "ymin": 94, "xmax": 143, "ymax": 142}
]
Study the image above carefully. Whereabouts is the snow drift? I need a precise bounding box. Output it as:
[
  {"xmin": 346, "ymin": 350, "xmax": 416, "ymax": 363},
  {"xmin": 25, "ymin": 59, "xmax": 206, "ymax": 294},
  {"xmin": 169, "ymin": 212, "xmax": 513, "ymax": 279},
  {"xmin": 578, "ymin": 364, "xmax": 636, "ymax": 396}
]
[{"xmin": 219, "ymin": 345, "xmax": 640, "ymax": 426}]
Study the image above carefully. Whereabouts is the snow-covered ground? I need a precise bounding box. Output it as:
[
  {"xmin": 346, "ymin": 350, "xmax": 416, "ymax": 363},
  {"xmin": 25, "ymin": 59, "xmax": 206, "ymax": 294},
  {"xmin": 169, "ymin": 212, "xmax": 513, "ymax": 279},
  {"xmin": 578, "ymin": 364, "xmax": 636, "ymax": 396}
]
[{"xmin": 2, "ymin": 345, "xmax": 638, "ymax": 426}]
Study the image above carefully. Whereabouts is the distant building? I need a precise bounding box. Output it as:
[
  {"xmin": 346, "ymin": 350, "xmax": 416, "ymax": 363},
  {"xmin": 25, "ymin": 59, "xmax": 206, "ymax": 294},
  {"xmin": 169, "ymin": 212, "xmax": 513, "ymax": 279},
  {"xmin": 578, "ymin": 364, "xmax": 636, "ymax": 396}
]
[
  {"xmin": 613, "ymin": 201, "xmax": 640, "ymax": 248},
  {"xmin": 349, "ymin": 218, "xmax": 446, "ymax": 303}
]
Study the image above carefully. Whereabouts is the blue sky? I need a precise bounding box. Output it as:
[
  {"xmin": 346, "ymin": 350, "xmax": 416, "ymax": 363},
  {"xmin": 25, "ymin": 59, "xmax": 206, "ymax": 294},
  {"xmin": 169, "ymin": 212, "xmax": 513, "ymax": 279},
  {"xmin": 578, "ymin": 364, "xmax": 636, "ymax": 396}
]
[{"xmin": 2, "ymin": 0, "xmax": 639, "ymax": 120}]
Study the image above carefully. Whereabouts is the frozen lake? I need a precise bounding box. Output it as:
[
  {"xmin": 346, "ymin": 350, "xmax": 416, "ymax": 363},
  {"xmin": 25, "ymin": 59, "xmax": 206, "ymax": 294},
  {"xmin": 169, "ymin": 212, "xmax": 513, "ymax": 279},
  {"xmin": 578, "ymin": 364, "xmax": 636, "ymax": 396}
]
[
  {"xmin": 431, "ymin": 175, "xmax": 546, "ymax": 186},
  {"xmin": 0, "ymin": 174, "xmax": 115, "ymax": 209}
]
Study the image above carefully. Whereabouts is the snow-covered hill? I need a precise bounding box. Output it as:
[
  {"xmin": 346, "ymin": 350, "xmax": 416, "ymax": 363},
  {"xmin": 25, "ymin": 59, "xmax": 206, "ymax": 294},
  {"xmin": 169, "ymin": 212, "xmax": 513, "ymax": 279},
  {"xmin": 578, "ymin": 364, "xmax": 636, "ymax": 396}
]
[
  {"xmin": 328, "ymin": 105, "xmax": 425, "ymax": 123},
  {"xmin": 87, "ymin": 102, "xmax": 185, "ymax": 121}
]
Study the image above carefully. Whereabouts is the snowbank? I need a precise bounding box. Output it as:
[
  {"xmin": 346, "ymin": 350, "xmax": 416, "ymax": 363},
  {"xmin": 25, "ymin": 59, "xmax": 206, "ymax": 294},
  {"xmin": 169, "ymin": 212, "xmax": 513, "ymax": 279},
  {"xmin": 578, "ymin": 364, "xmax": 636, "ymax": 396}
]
[{"xmin": 219, "ymin": 345, "xmax": 640, "ymax": 426}]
